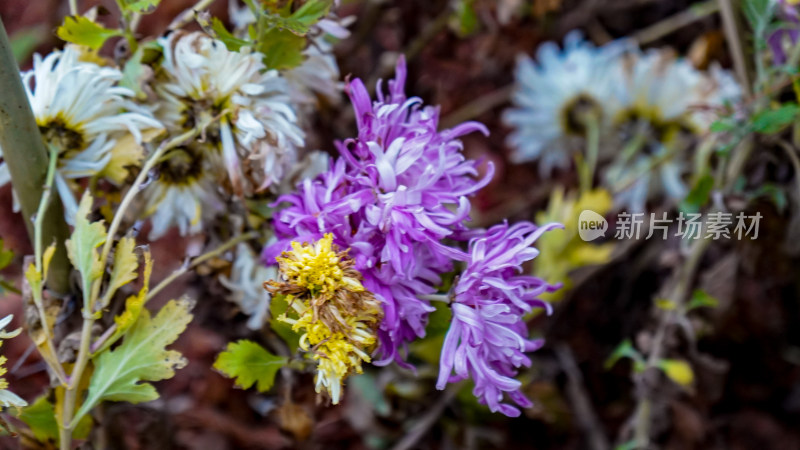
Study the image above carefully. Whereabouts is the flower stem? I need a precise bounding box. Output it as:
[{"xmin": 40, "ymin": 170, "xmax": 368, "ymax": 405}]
[
  {"xmin": 146, "ymin": 231, "xmax": 260, "ymax": 302},
  {"xmin": 0, "ymin": 18, "xmax": 71, "ymax": 295},
  {"xmin": 59, "ymin": 125, "xmax": 209, "ymax": 450}
]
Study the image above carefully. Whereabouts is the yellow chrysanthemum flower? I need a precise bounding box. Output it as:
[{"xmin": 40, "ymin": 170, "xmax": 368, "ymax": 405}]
[{"xmin": 266, "ymin": 234, "xmax": 382, "ymax": 404}]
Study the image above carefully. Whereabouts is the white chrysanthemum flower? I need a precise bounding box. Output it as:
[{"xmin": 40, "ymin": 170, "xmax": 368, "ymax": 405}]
[
  {"xmin": 142, "ymin": 145, "xmax": 221, "ymax": 239},
  {"xmin": 155, "ymin": 31, "xmax": 304, "ymax": 196},
  {"xmin": 0, "ymin": 46, "xmax": 163, "ymax": 221},
  {"xmin": 604, "ymin": 49, "xmax": 741, "ymax": 211},
  {"xmin": 503, "ymin": 32, "xmax": 627, "ymax": 175},
  {"xmin": 220, "ymin": 243, "xmax": 276, "ymax": 330}
]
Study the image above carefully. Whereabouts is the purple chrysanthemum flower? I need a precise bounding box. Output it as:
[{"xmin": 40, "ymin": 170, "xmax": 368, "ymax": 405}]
[
  {"xmin": 265, "ymin": 56, "xmax": 493, "ymax": 366},
  {"xmin": 437, "ymin": 221, "xmax": 562, "ymax": 417},
  {"xmin": 768, "ymin": 1, "xmax": 800, "ymax": 65}
]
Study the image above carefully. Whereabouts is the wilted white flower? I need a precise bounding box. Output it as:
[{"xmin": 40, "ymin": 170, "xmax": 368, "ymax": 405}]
[
  {"xmin": 0, "ymin": 46, "xmax": 163, "ymax": 221},
  {"xmin": 142, "ymin": 145, "xmax": 222, "ymax": 239},
  {"xmin": 284, "ymin": 16, "xmax": 354, "ymax": 109},
  {"xmin": 220, "ymin": 243, "xmax": 276, "ymax": 330},
  {"xmin": 503, "ymin": 32, "xmax": 627, "ymax": 175},
  {"xmin": 154, "ymin": 31, "xmax": 304, "ymax": 196},
  {"xmin": 604, "ymin": 49, "xmax": 741, "ymax": 211}
]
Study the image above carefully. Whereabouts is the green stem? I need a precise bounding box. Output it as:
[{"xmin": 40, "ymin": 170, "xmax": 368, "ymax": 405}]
[
  {"xmin": 28, "ymin": 145, "xmax": 68, "ymax": 386},
  {"xmin": 145, "ymin": 231, "xmax": 259, "ymax": 302},
  {"xmin": 0, "ymin": 18, "xmax": 71, "ymax": 295},
  {"xmin": 168, "ymin": 0, "xmax": 218, "ymax": 30},
  {"xmin": 69, "ymin": 0, "xmax": 78, "ymax": 15},
  {"xmin": 60, "ymin": 125, "xmax": 207, "ymax": 450}
]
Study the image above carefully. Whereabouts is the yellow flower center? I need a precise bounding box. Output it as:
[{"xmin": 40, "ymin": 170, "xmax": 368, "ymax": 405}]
[{"xmin": 276, "ymin": 233, "xmax": 364, "ymax": 299}]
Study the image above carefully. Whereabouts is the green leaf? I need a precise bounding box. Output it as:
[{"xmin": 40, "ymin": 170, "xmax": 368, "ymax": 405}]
[
  {"xmin": 657, "ymin": 358, "xmax": 694, "ymax": 387},
  {"xmin": 256, "ymin": 27, "xmax": 306, "ymax": 70},
  {"xmin": 211, "ymin": 17, "xmax": 250, "ymax": 52},
  {"xmin": 750, "ymin": 183, "xmax": 788, "ymax": 212},
  {"xmin": 56, "ymin": 16, "xmax": 122, "ymax": 50},
  {"xmin": 686, "ymin": 289, "xmax": 719, "ymax": 311},
  {"xmin": 269, "ymin": 294, "xmax": 301, "ymax": 353},
  {"xmin": 118, "ymin": 0, "xmax": 160, "ymax": 14},
  {"xmin": 74, "ymin": 298, "xmax": 193, "ymax": 425},
  {"xmin": 66, "ymin": 193, "xmax": 107, "ymax": 298},
  {"xmin": 101, "ymin": 236, "xmax": 139, "ymax": 307},
  {"xmin": 655, "ymin": 298, "xmax": 677, "ymax": 311},
  {"xmin": 679, "ymin": 173, "xmax": 714, "ymax": 214},
  {"xmin": 710, "ymin": 117, "xmax": 738, "ymax": 133},
  {"xmin": 16, "ymin": 396, "xmax": 91, "ymax": 444},
  {"xmin": 451, "ymin": 0, "xmax": 479, "ymax": 37},
  {"xmin": 742, "ymin": 0, "xmax": 774, "ymax": 34},
  {"xmin": 24, "ymin": 263, "xmax": 42, "ymax": 297},
  {"xmin": 120, "ymin": 41, "xmax": 161, "ymax": 99},
  {"xmin": 605, "ymin": 339, "xmax": 645, "ymax": 372},
  {"xmin": 9, "ymin": 27, "xmax": 46, "ymax": 64},
  {"xmin": 287, "ymin": 0, "xmax": 332, "ymax": 33},
  {"xmin": 0, "ymin": 239, "xmax": 13, "ymax": 269},
  {"xmin": 751, "ymin": 104, "xmax": 800, "ymax": 134},
  {"xmin": 213, "ymin": 340, "xmax": 287, "ymax": 392}
]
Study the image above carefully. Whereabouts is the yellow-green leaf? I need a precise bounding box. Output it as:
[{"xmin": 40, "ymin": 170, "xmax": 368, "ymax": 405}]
[
  {"xmin": 24, "ymin": 263, "xmax": 42, "ymax": 296},
  {"xmin": 101, "ymin": 236, "xmax": 139, "ymax": 307},
  {"xmin": 42, "ymin": 243, "xmax": 56, "ymax": 280},
  {"xmin": 66, "ymin": 193, "xmax": 107, "ymax": 298},
  {"xmin": 56, "ymin": 16, "xmax": 122, "ymax": 50},
  {"xmin": 655, "ymin": 298, "xmax": 677, "ymax": 311},
  {"xmin": 658, "ymin": 359, "xmax": 694, "ymax": 387},
  {"xmin": 73, "ymin": 298, "xmax": 193, "ymax": 425},
  {"xmin": 214, "ymin": 340, "xmax": 287, "ymax": 392}
]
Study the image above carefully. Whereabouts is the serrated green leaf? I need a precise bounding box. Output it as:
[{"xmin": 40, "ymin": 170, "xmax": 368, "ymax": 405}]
[
  {"xmin": 211, "ymin": 17, "xmax": 250, "ymax": 52},
  {"xmin": 657, "ymin": 358, "xmax": 694, "ymax": 387},
  {"xmin": 101, "ymin": 236, "xmax": 139, "ymax": 308},
  {"xmin": 73, "ymin": 298, "xmax": 193, "ymax": 426},
  {"xmin": 56, "ymin": 16, "xmax": 122, "ymax": 50},
  {"xmin": 288, "ymin": 0, "xmax": 332, "ymax": 33},
  {"xmin": 214, "ymin": 340, "xmax": 287, "ymax": 392},
  {"xmin": 687, "ymin": 289, "xmax": 719, "ymax": 311},
  {"xmin": 16, "ymin": 395, "xmax": 91, "ymax": 444},
  {"xmin": 256, "ymin": 27, "xmax": 306, "ymax": 70},
  {"xmin": 66, "ymin": 193, "xmax": 107, "ymax": 298}
]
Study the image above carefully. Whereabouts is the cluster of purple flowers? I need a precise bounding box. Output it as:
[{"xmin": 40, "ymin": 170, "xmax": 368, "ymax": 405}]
[{"xmin": 265, "ymin": 57, "xmax": 561, "ymax": 416}]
